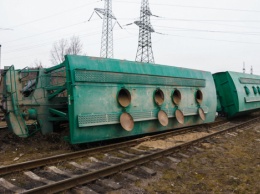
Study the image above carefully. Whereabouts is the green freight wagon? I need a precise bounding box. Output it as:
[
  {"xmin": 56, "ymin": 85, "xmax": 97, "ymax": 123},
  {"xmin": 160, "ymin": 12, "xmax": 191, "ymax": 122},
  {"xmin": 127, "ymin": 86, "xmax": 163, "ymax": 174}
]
[
  {"xmin": 213, "ymin": 71, "xmax": 260, "ymax": 118},
  {"xmin": 2, "ymin": 55, "xmax": 217, "ymax": 144}
]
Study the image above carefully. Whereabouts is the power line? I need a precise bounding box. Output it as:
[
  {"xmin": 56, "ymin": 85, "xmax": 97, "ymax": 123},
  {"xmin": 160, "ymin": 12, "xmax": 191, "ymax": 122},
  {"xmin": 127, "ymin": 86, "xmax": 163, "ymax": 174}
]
[
  {"xmin": 125, "ymin": 27, "xmax": 260, "ymax": 44},
  {"xmin": 153, "ymin": 17, "xmax": 260, "ymax": 23},
  {"xmin": 2, "ymin": 35, "xmax": 136, "ymax": 61},
  {"xmin": 3, "ymin": 26, "xmax": 127, "ymax": 54},
  {"xmin": 153, "ymin": 25, "xmax": 260, "ymax": 36},
  {"xmin": 0, "ymin": 28, "xmax": 13, "ymax": 31},
  {"xmin": 161, "ymin": 33, "xmax": 260, "ymax": 45},
  {"xmin": 3, "ymin": 31, "xmax": 101, "ymax": 54},
  {"xmin": 115, "ymin": 0, "xmax": 260, "ymax": 13},
  {"xmin": 4, "ymin": 26, "xmax": 101, "ymax": 51},
  {"xmin": 8, "ymin": 0, "xmax": 101, "ymax": 29},
  {"xmin": 2, "ymin": 21, "xmax": 88, "ymax": 44}
]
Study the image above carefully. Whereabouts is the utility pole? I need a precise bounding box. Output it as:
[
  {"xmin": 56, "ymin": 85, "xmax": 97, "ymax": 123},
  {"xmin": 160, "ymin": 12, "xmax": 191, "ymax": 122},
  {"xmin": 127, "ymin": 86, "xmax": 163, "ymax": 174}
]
[
  {"xmin": 251, "ymin": 66, "xmax": 253, "ymax": 75},
  {"xmin": 89, "ymin": 0, "xmax": 120, "ymax": 58},
  {"xmin": 135, "ymin": 0, "xmax": 155, "ymax": 63},
  {"xmin": 243, "ymin": 62, "xmax": 245, "ymax": 73},
  {"xmin": 100, "ymin": 0, "xmax": 113, "ymax": 58}
]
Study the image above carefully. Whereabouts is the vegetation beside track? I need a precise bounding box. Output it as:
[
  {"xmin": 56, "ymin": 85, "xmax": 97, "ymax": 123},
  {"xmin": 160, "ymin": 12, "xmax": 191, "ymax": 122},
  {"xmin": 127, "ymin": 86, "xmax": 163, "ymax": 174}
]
[{"xmin": 141, "ymin": 125, "xmax": 260, "ymax": 193}]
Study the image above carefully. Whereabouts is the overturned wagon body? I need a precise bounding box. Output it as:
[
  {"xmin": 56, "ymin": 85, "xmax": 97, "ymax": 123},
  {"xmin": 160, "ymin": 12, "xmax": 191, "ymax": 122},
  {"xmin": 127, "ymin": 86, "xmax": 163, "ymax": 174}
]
[
  {"xmin": 214, "ymin": 71, "xmax": 260, "ymax": 118},
  {"xmin": 3, "ymin": 55, "xmax": 217, "ymax": 144}
]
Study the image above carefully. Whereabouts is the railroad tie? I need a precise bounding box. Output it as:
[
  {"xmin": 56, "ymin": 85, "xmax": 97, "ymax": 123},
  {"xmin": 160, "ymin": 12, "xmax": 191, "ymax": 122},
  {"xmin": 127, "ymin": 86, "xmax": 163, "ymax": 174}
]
[
  {"xmin": 120, "ymin": 172, "xmax": 140, "ymax": 181},
  {"xmin": 87, "ymin": 184, "xmax": 107, "ymax": 193},
  {"xmin": 69, "ymin": 162, "xmax": 88, "ymax": 170},
  {"xmin": 0, "ymin": 178, "xmax": 26, "ymax": 193},
  {"xmin": 167, "ymin": 157, "xmax": 181, "ymax": 163},
  {"xmin": 178, "ymin": 153, "xmax": 190, "ymax": 159},
  {"xmin": 118, "ymin": 150, "xmax": 136, "ymax": 156},
  {"xmin": 89, "ymin": 157, "xmax": 111, "ymax": 165},
  {"xmin": 104, "ymin": 154, "xmax": 128, "ymax": 162},
  {"xmin": 154, "ymin": 161, "xmax": 165, "ymax": 167},
  {"xmin": 227, "ymin": 132, "xmax": 238, "ymax": 137},
  {"xmin": 24, "ymin": 171, "xmax": 55, "ymax": 184},
  {"xmin": 131, "ymin": 147, "xmax": 150, "ymax": 154},
  {"xmin": 47, "ymin": 166, "xmax": 76, "ymax": 178},
  {"xmin": 193, "ymin": 146, "xmax": 204, "ymax": 152},
  {"xmin": 140, "ymin": 166, "xmax": 157, "ymax": 176},
  {"xmin": 72, "ymin": 186, "xmax": 98, "ymax": 194},
  {"xmin": 97, "ymin": 179, "xmax": 122, "ymax": 190}
]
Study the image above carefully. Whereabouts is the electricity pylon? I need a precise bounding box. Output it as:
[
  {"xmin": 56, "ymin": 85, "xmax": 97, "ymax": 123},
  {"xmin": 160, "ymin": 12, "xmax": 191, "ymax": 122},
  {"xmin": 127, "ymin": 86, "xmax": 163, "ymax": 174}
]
[
  {"xmin": 89, "ymin": 0, "xmax": 121, "ymax": 58},
  {"xmin": 135, "ymin": 0, "xmax": 155, "ymax": 63}
]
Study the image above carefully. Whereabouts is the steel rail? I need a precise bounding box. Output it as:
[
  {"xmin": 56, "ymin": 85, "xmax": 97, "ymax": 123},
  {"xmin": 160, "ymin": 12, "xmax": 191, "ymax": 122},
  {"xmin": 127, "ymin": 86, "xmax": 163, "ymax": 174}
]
[
  {"xmin": 22, "ymin": 116, "xmax": 259, "ymax": 194},
  {"xmin": 0, "ymin": 120, "xmax": 227, "ymax": 176}
]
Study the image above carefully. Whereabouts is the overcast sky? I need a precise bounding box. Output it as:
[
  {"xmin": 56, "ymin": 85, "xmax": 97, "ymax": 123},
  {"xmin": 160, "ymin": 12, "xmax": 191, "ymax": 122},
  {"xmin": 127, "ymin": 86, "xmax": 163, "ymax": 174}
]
[{"xmin": 0, "ymin": 0, "xmax": 260, "ymax": 75}]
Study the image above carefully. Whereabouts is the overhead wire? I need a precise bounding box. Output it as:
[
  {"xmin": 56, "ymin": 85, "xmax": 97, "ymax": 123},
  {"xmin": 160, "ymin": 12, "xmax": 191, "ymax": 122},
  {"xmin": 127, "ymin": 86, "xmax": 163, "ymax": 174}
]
[
  {"xmin": 153, "ymin": 25, "xmax": 260, "ymax": 36},
  {"xmin": 156, "ymin": 32, "xmax": 260, "ymax": 45},
  {"xmin": 4, "ymin": 25, "xmax": 101, "ymax": 50},
  {"xmin": 114, "ymin": 0, "xmax": 260, "ymax": 13},
  {"xmin": 3, "ymin": 31, "xmax": 101, "ymax": 54},
  {"xmin": 8, "ymin": 0, "xmax": 102, "ymax": 29},
  {"xmin": 2, "ymin": 20, "xmax": 93, "ymax": 44},
  {"xmin": 3, "ymin": 26, "xmax": 131, "ymax": 54},
  {"xmin": 153, "ymin": 17, "xmax": 260, "ymax": 23},
  {"xmin": 2, "ymin": 34, "xmax": 136, "ymax": 61},
  {"xmin": 125, "ymin": 27, "xmax": 260, "ymax": 45}
]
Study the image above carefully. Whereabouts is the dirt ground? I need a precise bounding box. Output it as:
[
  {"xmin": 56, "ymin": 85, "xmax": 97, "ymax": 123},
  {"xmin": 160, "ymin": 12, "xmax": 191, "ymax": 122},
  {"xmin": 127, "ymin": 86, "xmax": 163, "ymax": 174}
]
[
  {"xmin": 139, "ymin": 124, "xmax": 260, "ymax": 194},
  {"xmin": 0, "ymin": 121, "xmax": 72, "ymax": 166},
  {"xmin": 0, "ymin": 118, "xmax": 260, "ymax": 193}
]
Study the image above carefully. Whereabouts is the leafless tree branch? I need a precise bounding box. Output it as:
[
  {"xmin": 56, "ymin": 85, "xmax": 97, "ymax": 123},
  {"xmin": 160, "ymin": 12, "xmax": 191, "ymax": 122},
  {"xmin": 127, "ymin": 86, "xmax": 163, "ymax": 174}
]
[{"xmin": 50, "ymin": 36, "xmax": 84, "ymax": 65}]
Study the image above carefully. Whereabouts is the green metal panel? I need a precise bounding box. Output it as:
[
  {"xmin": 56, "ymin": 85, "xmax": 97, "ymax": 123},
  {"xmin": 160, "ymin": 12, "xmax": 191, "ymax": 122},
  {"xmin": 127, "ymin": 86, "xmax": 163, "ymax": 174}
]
[
  {"xmin": 213, "ymin": 71, "xmax": 260, "ymax": 118},
  {"xmin": 65, "ymin": 55, "xmax": 217, "ymax": 144},
  {"xmin": 2, "ymin": 55, "xmax": 217, "ymax": 144},
  {"xmin": 2, "ymin": 66, "xmax": 67, "ymax": 136}
]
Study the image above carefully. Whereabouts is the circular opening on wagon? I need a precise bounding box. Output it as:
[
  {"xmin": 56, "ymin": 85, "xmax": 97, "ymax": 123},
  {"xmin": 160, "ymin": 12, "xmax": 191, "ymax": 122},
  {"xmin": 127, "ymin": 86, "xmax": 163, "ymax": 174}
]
[
  {"xmin": 118, "ymin": 88, "xmax": 131, "ymax": 107},
  {"xmin": 172, "ymin": 89, "xmax": 181, "ymax": 105},
  {"xmin": 175, "ymin": 109, "xmax": 184, "ymax": 124},
  {"xmin": 154, "ymin": 89, "xmax": 164, "ymax": 106},
  {"xmin": 196, "ymin": 90, "xmax": 203, "ymax": 104},
  {"xmin": 120, "ymin": 113, "xmax": 134, "ymax": 131},
  {"xmin": 198, "ymin": 108, "xmax": 206, "ymax": 121},
  {"xmin": 158, "ymin": 110, "xmax": 169, "ymax": 127},
  {"xmin": 244, "ymin": 86, "xmax": 250, "ymax": 95}
]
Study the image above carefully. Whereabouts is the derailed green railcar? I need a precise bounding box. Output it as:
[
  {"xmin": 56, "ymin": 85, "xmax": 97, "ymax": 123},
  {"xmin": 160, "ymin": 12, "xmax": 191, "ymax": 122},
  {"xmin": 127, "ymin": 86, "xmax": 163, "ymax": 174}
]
[
  {"xmin": 213, "ymin": 71, "xmax": 260, "ymax": 118},
  {"xmin": 2, "ymin": 55, "xmax": 217, "ymax": 144}
]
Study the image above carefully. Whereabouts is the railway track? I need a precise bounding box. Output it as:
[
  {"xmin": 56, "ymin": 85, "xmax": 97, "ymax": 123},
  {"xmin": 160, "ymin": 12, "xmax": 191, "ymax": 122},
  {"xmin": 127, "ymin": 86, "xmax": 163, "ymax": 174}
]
[
  {"xmin": 0, "ymin": 117, "xmax": 259, "ymax": 193},
  {"xmin": 0, "ymin": 120, "xmax": 226, "ymax": 176}
]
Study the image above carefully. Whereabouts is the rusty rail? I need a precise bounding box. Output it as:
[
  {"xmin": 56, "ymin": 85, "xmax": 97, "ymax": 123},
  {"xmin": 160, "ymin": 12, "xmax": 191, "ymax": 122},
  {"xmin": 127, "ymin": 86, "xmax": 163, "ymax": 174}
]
[
  {"xmin": 22, "ymin": 116, "xmax": 259, "ymax": 194},
  {"xmin": 0, "ymin": 120, "xmax": 227, "ymax": 176}
]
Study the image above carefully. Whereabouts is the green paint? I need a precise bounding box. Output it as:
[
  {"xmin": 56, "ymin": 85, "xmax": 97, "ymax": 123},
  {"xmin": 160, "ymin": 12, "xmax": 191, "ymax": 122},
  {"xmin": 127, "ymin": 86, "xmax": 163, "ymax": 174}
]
[
  {"xmin": 3, "ymin": 55, "xmax": 217, "ymax": 144},
  {"xmin": 213, "ymin": 71, "xmax": 260, "ymax": 118},
  {"xmin": 65, "ymin": 55, "xmax": 216, "ymax": 144}
]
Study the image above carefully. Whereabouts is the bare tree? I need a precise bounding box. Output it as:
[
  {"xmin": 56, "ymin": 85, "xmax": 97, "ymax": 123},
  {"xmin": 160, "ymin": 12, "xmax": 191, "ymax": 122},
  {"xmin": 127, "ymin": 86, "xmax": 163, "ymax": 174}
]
[
  {"xmin": 67, "ymin": 36, "xmax": 83, "ymax": 55},
  {"xmin": 50, "ymin": 36, "xmax": 84, "ymax": 65},
  {"xmin": 50, "ymin": 39, "xmax": 69, "ymax": 65},
  {"xmin": 33, "ymin": 59, "xmax": 43, "ymax": 68}
]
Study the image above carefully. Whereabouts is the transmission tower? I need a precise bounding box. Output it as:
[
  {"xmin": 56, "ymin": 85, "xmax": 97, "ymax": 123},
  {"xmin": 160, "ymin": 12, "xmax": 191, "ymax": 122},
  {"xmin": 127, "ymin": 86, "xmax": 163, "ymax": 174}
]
[
  {"xmin": 135, "ymin": 0, "xmax": 155, "ymax": 63},
  {"xmin": 90, "ymin": 0, "xmax": 120, "ymax": 58}
]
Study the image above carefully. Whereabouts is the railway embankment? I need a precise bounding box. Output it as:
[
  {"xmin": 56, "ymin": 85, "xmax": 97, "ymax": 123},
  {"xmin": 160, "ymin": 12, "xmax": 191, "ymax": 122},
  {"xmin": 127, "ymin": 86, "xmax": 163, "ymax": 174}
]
[{"xmin": 119, "ymin": 123, "xmax": 260, "ymax": 193}]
